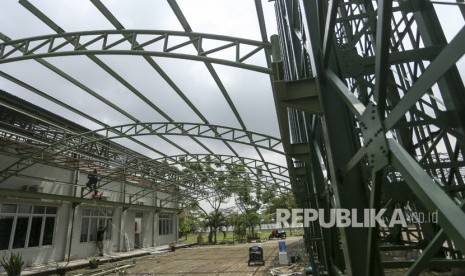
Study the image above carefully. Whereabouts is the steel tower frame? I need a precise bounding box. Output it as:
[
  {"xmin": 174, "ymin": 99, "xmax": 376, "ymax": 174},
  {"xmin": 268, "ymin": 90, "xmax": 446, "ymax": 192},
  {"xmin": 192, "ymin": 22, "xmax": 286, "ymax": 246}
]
[{"xmin": 271, "ymin": 0, "xmax": 465, "ymax": 275}]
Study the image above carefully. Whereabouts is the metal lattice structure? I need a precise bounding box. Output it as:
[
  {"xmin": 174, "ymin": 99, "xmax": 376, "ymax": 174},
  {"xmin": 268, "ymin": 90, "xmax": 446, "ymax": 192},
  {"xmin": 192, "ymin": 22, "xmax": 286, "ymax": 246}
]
[
  {"xmin": 0, "ymin": 0, "xmax": 284, "ymax": 207},
  {"xmin": 270, "ymin": 0, "xmax": 465, "ymax": 275},
  {"xmin": 2, "ymin": 0, "xmax": 465, "ymax": 275}
]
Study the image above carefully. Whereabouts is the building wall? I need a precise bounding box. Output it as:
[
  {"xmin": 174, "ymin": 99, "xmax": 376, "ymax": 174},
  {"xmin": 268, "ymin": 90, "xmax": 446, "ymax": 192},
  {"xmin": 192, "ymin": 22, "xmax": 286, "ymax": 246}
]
[
  {"xmin": 0, "ymin": 198, "xmax": 69, "ymax": 266},
  {"xmin": 0, "ymin": 154, "xmax": 178, "ymax": 268}
]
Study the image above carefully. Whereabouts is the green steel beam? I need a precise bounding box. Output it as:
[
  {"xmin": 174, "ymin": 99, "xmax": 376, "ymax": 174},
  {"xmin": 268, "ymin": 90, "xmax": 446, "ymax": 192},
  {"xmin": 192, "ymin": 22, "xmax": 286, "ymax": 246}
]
[
  {"xmin": 389, "ymin": 139, "xmax": 465, "ymax": 253},
  {"xmin": 275, "ymin": 78, "xmax": 323, "ymax": 115},
  {"xmin": 373, "ymin": 0, "xmax": 393, "ymax": 116},
  {"xmin": 342, "ymin": 46, "xmax": 444, "ymax": 78},
  {"xmin": 0, "ymin": 29, "xmax": 270, "ymax": 74},
  {"xmin": 0, "ymin": 122, "xmax": 283, "ymax": 184},
  {"xmin": 0, "ymin": 35, "xmax": 168, "ymax": 158},
  {"xmin": 90, "ymin": 0, "xmax": 233, "ymax": 159},
  {"xmin": 382, "ymin": 259, "xmax": 465, "ymax": 269},
  {"xmin": 92, "ymin": 0, "xmax": 282, "ymax": 190},
  {"xmin": 98, "ymin": 153, "xmax": 291, "ymax": 195},
  {"xmin": 325, "ymin": 68, "xmax": 366, "ymax": 119},
  {"xmin": 165, "ymin": 0, "xmax": 279, "ymax": 190},
  {"xmin": 273, "ymin": 0, "xmax": 465, "ymax": 274},
  {"xmin": 0, "ymin": 188, "xmax": 178, "ymax": 213},
  {"xmin": 12, "ymin": 0, "xmax": 275, "ymax": 176},
  {"xmin": 385, "ymin": 25, "xmax": 465, "ymax": 130},
  {"xmin": 322, "ymin": 0, "xmax": 340, "ymax": 67}
]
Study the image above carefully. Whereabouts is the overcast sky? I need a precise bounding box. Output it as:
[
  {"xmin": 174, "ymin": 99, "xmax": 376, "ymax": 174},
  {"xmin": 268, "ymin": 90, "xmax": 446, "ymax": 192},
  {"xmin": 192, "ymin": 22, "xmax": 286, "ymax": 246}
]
[{"xmin": 0, "ymin": 0, "xmax": 287, "ymax": 172}]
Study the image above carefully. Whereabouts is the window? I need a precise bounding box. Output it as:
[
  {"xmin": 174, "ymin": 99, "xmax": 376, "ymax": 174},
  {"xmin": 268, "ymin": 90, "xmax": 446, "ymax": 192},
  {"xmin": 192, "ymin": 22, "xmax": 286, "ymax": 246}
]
[
  {"xmin": 159, "ymin": 213, "xmax": 174, "ymax": 235},
  {"xmin": 0, "ymin": 217, "xmax": 13, "ymax": 250},
  {"xmin": 0, "ymin": 204, "xmax": 57, "ymax": 250},
  {"xmin": 80, "ymin": 209, "xmax": 113, "ymax": 242}
]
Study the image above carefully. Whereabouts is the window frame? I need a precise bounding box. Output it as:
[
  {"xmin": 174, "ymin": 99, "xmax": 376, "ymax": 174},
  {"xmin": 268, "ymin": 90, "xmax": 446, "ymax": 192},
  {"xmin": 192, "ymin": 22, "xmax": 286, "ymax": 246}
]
[
  {"xmin": 0, "ymin": 204, "xmax": 57, "ymax": 251},
  {"xmin": 158, "ymin": 213, "xmax": 174, "ymax": 236},
  {"xmin": 80, "ymin": 208, "xmax": 113, "ymax": 243}
]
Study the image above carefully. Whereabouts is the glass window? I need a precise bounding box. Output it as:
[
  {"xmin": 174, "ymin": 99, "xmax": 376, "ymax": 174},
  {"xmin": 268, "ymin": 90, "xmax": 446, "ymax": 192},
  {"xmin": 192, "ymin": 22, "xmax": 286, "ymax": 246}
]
[
  {"xmin": 158, "ymin": 213, "xmax": 173, "ymax": 235},
  {"xmin": 46, "ymin": 207, "xmax": 57, "ymax": 214},
  {"xmin": 89, "ymin": 218, "xmax": 97, "ymax": 242},
  {"xmin": 28, "ymin": 217, "xmax": 43, "ymax": 247},
  {"xmin": 2, "ymin": 204, "xmax": 16, "ymax": 213},
  {"xmin": 13, "ymin": 217, "xmax": 29, "ymax": 249},
  {"xmin": 18, "ymin": 205, "xmax": 32, "ymax": 213},
  {"xmin": 33, "ymin": 206, "xmax": 45, "ymax": 214},
  {"xmin": 0, "ymin": 217, "xmax": 13, "ymax": 250},
  {"xmin": 106, "ymin": 218, "xmax": 112, "ymax": 240},
  {"xmin": 80, "ymin": 208, "xmax": 113, "ymax": 243},
  {"xmin": 80, "ymin": 218, "xmax": 89, "ymax": 242},
  {"xmin": 0, "ymin": 205, "xmax": 57, "ymax": 250},
  {"xmin": 42, "ymin": 217, "xmax": 55, "ymax": 245}
]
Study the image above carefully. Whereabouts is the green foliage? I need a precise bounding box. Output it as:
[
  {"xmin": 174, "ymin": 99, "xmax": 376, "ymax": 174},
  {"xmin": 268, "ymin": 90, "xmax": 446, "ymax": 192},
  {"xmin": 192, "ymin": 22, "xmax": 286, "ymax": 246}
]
[
  {"xmin": 178, "ymin": 209, "xmax": 199, "ymax": 240},
  {"xmin": 201, "ymin": 210, "xmax": 227, "ymax": 244},
  {"xmin": 222, "ymin": 208, "xmax": 263, "ymax": 242},
  {"xmin": 234, "ymin": 222, "xmax": 247, "ymax": 242},
  {"xmin": 244, "ymin": 210, "xmax": 261, "ymax": 236},
  {"xmin": 179, "ymin": 160, "xmax": 295, "ymax": 243},
  {"xmin": 1, "ymin": 253, "xmax": 24, "ymax": 276},
  {"xmin": 88, "ymin": 257, "xmax": 99, "ymax": 269},
  {"xmin": 262, "ymin": 191, "xmax": 297, "ymax": 223},
  {"xmin": 224, "ymin": 209, "xmax": 247, "ymax": 242},
  {"xmin": 184, "ymin": 230, "xmax": 304, "ymax": 245}
]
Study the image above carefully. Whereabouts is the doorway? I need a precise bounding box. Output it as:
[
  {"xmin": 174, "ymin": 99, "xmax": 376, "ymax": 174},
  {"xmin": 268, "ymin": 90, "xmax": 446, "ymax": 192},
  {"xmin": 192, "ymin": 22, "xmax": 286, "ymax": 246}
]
[{"xmin": 134, "ymin": 212, "xmax": 143, "ymax": 249}]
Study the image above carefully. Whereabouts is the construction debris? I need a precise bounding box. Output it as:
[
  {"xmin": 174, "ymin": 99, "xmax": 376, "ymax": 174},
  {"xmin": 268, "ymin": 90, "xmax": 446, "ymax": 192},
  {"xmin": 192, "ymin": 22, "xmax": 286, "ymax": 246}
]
[{"xmin": 268, "ymin": 264, "xmax": 305, "ymax": 275}]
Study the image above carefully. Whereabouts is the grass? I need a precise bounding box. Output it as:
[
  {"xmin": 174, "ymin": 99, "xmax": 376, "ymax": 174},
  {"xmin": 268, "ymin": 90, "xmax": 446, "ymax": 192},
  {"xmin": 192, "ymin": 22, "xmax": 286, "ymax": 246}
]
[{"xmin": 179, "ymin": 228, "xmax": 304, "ymax": 245}]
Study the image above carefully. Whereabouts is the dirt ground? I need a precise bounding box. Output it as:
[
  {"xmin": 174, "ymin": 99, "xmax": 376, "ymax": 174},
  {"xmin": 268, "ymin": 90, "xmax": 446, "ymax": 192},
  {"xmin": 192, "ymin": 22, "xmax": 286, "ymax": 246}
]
[
  {"xmin": 66, "ymin": 237, "xmax": 465, "ymax": 276},
  {"xmin": 73, "ymin": 236, "xmax": 305, "ymax": 276}
]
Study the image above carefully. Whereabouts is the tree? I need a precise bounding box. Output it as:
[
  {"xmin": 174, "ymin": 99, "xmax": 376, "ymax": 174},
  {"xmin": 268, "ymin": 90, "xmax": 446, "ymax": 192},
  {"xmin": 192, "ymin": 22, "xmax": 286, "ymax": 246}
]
[
  {"xmin": 262, "ymin": 191, "xmax": 297, "ymax": 233},
  {"xmin": 224, "ymin": 208, "xmax": 246, "ymax": 242},
  {"xmin": 244, "ymin": 210, "xmax": 261, "ymax": 238},
  {"xmin": 202, "ymin": 210, "xmax": 227, "ymax": 244},
  {"xmin": 178, "ymin": 208, "xmax": 198, "ymax": 240},
  {"xmin": 180, "ymin": 159, "xmax": 262, "ymax": 241},
  {"xmin": 263, "ymin": 191, "xmax": 297, "ymax": 217},
  {"xmin": 179, "ymin": 160, "xmax": 270, "ymax": 242}
]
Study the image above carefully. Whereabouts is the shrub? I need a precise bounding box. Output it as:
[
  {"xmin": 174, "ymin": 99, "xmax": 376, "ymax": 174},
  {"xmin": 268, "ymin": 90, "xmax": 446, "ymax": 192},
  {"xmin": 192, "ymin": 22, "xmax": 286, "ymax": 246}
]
[
  {"xmin": 0, "ymin": 253, "xmax": 24, "ymax": 276},
  {"xmin": 88, "ymin": 257, "xmax": 99, "ymax": 269}
]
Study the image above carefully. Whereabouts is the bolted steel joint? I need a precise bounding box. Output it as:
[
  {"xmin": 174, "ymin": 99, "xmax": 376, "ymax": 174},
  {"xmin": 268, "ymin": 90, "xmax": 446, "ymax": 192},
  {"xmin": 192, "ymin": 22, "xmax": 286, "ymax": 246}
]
[{"xmin": 360, "ymin": 102, "xmax": 389, "ymax": 171}]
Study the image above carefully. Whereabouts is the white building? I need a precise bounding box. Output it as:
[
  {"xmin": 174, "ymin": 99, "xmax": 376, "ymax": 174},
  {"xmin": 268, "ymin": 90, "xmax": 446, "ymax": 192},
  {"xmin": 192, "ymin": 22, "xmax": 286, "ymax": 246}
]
[{"xmin": 0, "ymin": 91, "xmax": 180, "ymax": 267}]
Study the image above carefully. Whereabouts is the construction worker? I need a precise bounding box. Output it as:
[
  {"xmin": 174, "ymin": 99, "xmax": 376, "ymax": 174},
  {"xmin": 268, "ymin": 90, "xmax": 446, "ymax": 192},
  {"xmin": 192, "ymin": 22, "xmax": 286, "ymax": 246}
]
[{"xmin": 86, "ymin": 169, "xmax": 99, "ymax": 192}]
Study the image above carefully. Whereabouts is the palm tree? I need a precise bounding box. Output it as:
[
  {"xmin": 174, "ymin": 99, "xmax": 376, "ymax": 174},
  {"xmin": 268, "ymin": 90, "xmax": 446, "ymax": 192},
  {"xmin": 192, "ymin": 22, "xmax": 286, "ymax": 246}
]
[{"xmin": 203, "ymin": 210, "xmax": 227, "ymax": 244}]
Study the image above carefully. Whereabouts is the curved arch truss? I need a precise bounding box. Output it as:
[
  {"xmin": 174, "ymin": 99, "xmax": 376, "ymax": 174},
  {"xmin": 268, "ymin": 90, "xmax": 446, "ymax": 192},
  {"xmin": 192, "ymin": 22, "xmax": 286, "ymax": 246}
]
[
  {"xmin": 98, "ymin": 153, "xmax": 291, "ymax": 189},
  {"xmin": 99, "ymin": 153, "xmax": 291, "ymax": 204},
  {"xmin": 0, "ymin": 30, "xmax": 271, "ymax": 74},
  {"xmin": 0, "ymin": 122, "xmax": 284, "ymax": 189}
]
